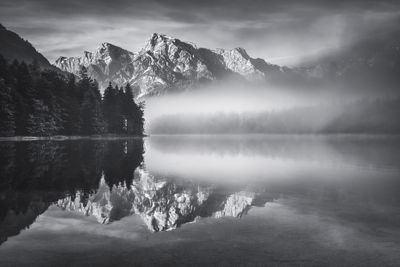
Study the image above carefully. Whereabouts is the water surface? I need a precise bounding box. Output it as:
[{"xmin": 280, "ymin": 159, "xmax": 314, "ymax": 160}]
[{"xmin": 0, "ymin": 135, "xmax": 400, "ymax": 266}]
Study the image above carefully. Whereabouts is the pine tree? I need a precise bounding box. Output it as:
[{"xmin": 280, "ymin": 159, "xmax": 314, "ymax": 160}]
[
  {"xmin": 64, "ymin": 74, "xmax": 81, "ymax": 134},
  {"xmin": 122, "ymin": 83, "xmax": 144, "ymax": 135},
  {"xmin": 34, "ymin": 71, "xmax": 65, "ymax": 134},
  {"xmin": 117, "ymin": 85, "xmax": 126, "ymax": 133},
  {"xmin": 0, "ymin": 55, "xmax": 8, "ymax": 81},
  {"xmin": 0, "ymin": 80, "xmax": 16, "ymax": 136},
  {"xmin": 122, "ymin": 83, "xmax": 133, "ymax": 115},
  {"xmin": 77, "ymin": 67, "xmax": 105, "ymax": 134},
  {"xmin": 26, "ymin": 99, "xmax": 57, "ymax": 136},
  {"xmin": 14, "ymin": 61, "xmax": 35, "ymax": 135},
  {"xmin": 102, "ymin": 83, "xmax": 124, "ymax": 133},
  {"xmin": 103, "ymin": 82, "xmax": 116, "ymax": 133},
  {"xmin": 0, "ymin": 57, "xmax": 144, "ymax": 137},
  {"xmin": 136, "ymin": 101, "xmax": 145, "ymax": 135},
  {"xmin": 80, "ymin": 89, "xmax": 104, "ymax": 134}
]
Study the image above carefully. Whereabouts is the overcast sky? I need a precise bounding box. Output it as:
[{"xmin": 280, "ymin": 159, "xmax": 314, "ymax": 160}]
[{"xmin": 1, "ymin": 0, "xmax": 399, "ymax": 66}]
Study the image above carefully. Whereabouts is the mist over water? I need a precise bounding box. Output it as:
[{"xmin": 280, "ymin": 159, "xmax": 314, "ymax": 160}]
[
  {"xmin": 145, "ymin": 80, "xmax": 338, "ymax": 119},
  {"xmin": 144, "ymin": 79, "xmax": 400, "ymax": 134},
  {"xmin": 145, "ymin": 81, "xmax": 320, "ymax": 131}
]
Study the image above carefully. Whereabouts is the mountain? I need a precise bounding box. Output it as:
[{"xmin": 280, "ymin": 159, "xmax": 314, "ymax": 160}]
[
  {"xmin": 0, "ymin": 24, "xmax": 52, "ymax": 69},
  {"xmin": 2, "ymin": 23, "xmax": 399, "ymax": 98},
  {"xmin": 55, "ymin": 42, "xmax": 136, "ymax": 89},
  {"xmin": 55, "ymin": 33, "xmax": 287, "ymax": 98},
  {"xmin": 54, "ymin": 31, "xmax": 400, "ymax": 98}
]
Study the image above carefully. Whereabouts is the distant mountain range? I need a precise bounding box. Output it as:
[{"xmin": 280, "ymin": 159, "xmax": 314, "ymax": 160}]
[
  {"xmin": 54, "ymin": 33, "xmax": 289, "ymax": 97},
  {"xmin": 1, "ymin": 24, "xmax": 399, "ymax": 98}
]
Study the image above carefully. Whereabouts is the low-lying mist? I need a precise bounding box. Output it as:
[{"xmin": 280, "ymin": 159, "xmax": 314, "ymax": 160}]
[
  {"xmin": 144, "ymin": 81, "xmax": 308, "ymax": 121},
  {"xmin": 144, "ymin": 80, "xmax": 400, "ymax": 134}
]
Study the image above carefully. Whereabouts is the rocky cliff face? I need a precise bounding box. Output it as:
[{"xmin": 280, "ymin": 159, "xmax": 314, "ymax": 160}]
[
  {"xmin": 57, "ymin": 168, "xmax": 262, "ymax": 232},
  {"xmin": 54, "ymin": 33, "xmax": 285, "ymax": 98},
  {"xmin": 55, "ymin": 43, "xmax": 136, "ymax": 90}
]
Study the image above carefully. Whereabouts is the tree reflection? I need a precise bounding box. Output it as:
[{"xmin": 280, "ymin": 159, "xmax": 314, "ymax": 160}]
[{"xmin": 0, "ymin": 139, "xmax": 144, "ymax": 244}]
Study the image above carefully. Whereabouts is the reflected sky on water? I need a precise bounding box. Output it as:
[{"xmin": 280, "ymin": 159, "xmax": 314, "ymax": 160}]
[{"xmin": 0, "ymin": 135, "xmax": 400, "ymax": 266}]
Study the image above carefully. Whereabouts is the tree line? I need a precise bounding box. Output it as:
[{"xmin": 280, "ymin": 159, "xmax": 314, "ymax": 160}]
[{"xmin": 0, "ymin": 55, "xmax": 144, "ymax": 136}]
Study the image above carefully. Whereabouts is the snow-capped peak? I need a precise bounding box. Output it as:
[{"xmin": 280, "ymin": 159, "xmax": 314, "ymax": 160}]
[
  {"xmin": 96, "ymin": 42, "xmax": 128, "ymax": 54},
  {"xmin": 54, "ymin": 33, "xmax": 284, "ymax": 97},
  {"xmin": 142, "ymin": 33, "xmax": 198, "ymax": 55}
]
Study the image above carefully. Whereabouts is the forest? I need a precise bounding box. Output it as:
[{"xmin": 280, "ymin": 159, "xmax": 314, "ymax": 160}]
[{"xmin": 0, "ymin": 55, "xmax": 144, "ymax": 136}]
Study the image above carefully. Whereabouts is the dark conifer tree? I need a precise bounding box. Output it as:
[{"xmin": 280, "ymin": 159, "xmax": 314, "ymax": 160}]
[
  {"xmin": 14, "ymin": 61, "xmax": 35, "ymax": 135},
  {"xmin": 0, "ymin": 79, "xmax": 16, "ymax": 136},
  {"xmin": 64, "ymin": 74, "xmax": 81, "ymax": 134},
  {"xmin": 0, "ymin": 57, "xmax": 145, "ymax": 137},
  {"xmin": 117, "ymin": 85, "xmax": 126, "ymax": 132},
  {"xmin": 0, "ymin": 55, "xmax": 8, "ymax": 81},
  {"xmin": 135, "ymin": 101, "xmax": 145, "ymax": 135},
  {"xmin": 26, "ymin": 99, "xmax": 57, "ymax": 136},
  {"xmin": 78, "ymin": 67, "xmax": 105, "ymax": 134},
  {"xmin": 102, "ymin": 82, "xmax": 116, "ymax": 133},
  {"xmin": 34, "ymin": 71, "xmax": 64, "ymax": 134},
  {"xmin": 123, "ymin": 83, "xmax": 144, "ymax": 135},
  {"xmin": 102, "ymin": 82, "xmax": 124, "ymax": 133},
  {"xmin": 80, "ymin": 90, "xmax": 104, "ymax": 134}
]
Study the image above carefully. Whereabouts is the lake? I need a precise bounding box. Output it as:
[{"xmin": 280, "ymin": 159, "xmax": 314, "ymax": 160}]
[{"xmin": 0, "ymin": 135, "xmax": 400, "ymax": 266}]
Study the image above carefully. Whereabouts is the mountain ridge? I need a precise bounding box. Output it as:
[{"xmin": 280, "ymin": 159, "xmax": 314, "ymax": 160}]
[
  {"xmin": 54, "ymin": 33, "xmax": 286, "ymax": 97},
  {"xmin": 0, "ymin": 24, "xmax": 53, "ymax": 69},
  {"xmin": 1, "ymin": 24, "xmax": 398, "ymax": 99}
]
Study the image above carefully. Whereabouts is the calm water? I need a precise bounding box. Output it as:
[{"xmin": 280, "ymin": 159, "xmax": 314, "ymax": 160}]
[{"xmin": 0, "ymin": 135, "xmax": 400, "ymax": 266}]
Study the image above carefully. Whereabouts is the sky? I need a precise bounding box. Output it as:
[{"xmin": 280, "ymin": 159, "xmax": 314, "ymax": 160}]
[{"xmin": 1, "ymin": 0, "xmax": 400, "ymax": 66}]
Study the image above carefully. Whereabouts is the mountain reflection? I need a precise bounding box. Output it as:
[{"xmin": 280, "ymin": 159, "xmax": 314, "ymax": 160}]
[
  {"xmin": 57, "ymin": 168, "xmax": 265, "ymax": 232},
  {"xmin": 2, "ymin": 136, "xmax": 400, "ymax": 246},
  {"xmin": 0, "ymin": 138, "xmax": 272, "ymax": 243}
]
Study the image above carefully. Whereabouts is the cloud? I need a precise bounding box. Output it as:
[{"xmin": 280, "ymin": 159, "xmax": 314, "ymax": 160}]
[{"xmin": 1, "ymin": 0, "xmax": 399, "ymax": 65}]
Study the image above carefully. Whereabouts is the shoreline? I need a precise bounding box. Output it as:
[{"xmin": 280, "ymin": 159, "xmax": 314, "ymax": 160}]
[
  {"xmin": 0, "ymin": 133, "xmax": 399, "ymax": 142},
  {"xmin": 0, "ymin": 135, "xmax": 147, "ymax": 141}
]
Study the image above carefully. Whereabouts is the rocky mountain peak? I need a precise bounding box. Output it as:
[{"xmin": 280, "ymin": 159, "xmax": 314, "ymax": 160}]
[
  {"xmin": 234, "ymin": 47, "xmax": 250, "ymax": 59},
  {"xmin": 83, "ymin": 50, "xmax": 93, "ymax": 59},
  {"xmin": 96, "ymin": 42, "xmax": 130, "ymax": 55},
  {"xmin": 54, "ymin": 33, "xmax": 285, "ymax": 97},
  {"xmin": 99, "ymin": 42, "xmax": 114, "ymax": 49},
  {"xmin": 214, "ymin": 47, "xmax": 265, "ymax": 79},
  {"xmin": 54, "ymin": 56, "xmax": 67, "ymax": 64},
  {"xmin": 143, "ymin": 33, "xmax": 197, "ymax": 56},
  {"xmin": 148, "ymin": 33, "xmax": 173, "ymax": 44}
]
